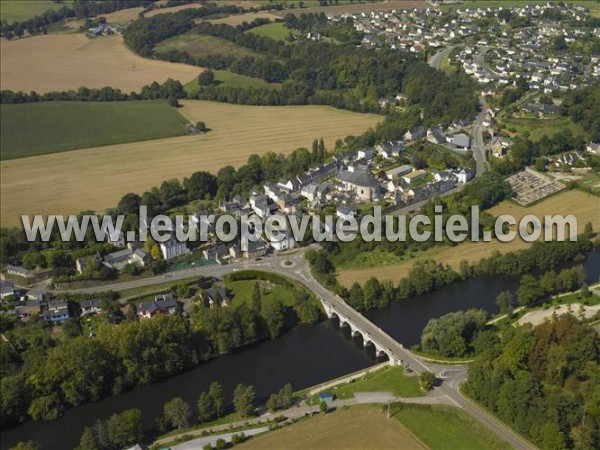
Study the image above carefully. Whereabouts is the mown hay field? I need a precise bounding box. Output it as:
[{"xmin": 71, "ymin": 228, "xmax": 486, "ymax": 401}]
[
  {"xmin": 1, "ymin": 101, "xmax": 188, "ymax": 159},
  {"xmin": 337, "ymin": 190, "xmax": 599, "ymax": 287},
  {"xmin": 238, "ymin": 406, "xmax": 428, "ymax": 450},
  {"xmin": 0, "ymin": 34, "xmax": 201, "ymax": 93},
  {"xmin": 0, "ymin": 100, "xmax": 381, "ymax": 225}
]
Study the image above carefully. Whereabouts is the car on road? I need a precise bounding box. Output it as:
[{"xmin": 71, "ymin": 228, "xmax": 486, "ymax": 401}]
[{"xmin": 162, "ymin": 274, "xmax": 172, "ymax": 278}]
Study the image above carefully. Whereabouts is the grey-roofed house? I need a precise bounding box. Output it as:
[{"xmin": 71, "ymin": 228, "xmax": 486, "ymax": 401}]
[
  {"xmin": 0, "ymin": 281, "xmax": 15, "ymax": 300},
  {"xmin": 76, "ymin": 253, "xmax": 102, "ymax": 275},
  {"xmin": 5, "ymin": 265, "xmax": 33, "ymax": 279},
  {"xmin": 137, "ymin": 294, "xmax": 178, "ymax": 319},
  {"xmin": 452, "ymin": 133, "xmax": 471, "ymax": 150},
  {"xmin": 201, "ymin": 286, "xmax": 229, "ymax": 308},
  {"xmin": 81, "ymin": 298, "xmax": 103, "ymax": 316},
  {"xmin": 385, "ymin": 164, "xmax": 414, "ymax": 180},
  {"xmin": 42, "ymin": 300, "xmax": 70, "ymax": 324}
]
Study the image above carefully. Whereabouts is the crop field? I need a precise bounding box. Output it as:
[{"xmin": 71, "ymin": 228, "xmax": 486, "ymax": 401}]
[
  {"xmin": 239, "ymin": 406, "xmax": 428, "ymax": 450},
  {"xmin": 155, "ymin": 31, "xmax": 264, "ymax": 60},
  {"xmin": 185, "ymin": 70, "xmax": 277, "ymax": 92},
  {"xmin": 0, "ymin": 101, "xmax": 188, "ymax": 160},
  {"xmin": 337, "ymin": 190, "xmax": 598, "ymax": 287},
  {"xmin": 391, "ymin": 404, "xmax": 511, "ymax": 450},
  {"xmin": 0, "ymin": 34, "xmax": 201, "ymax": 93},
  {"xmin": 0, "ymin": 0, "xmax": 72, "ymax": 22},
  {"xmin": 0, "ymin": 100, "xmax": 381, "ymax": 225}
]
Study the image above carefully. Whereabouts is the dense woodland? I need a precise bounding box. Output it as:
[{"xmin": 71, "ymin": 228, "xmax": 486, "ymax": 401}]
[{"xmin": 465, "ymin": 316, "xmax": 600, "ymax": 450}]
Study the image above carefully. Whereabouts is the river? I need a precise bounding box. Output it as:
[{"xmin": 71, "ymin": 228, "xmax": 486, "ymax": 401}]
[{"xmin": 2, "ymin": 251, "xmax": 598, "ymax": 449}]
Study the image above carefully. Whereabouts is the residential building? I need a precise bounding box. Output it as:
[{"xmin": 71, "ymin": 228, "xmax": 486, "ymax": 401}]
[
  {"xmin": 160, "ymin": 239, "xmax": 189, "ymax": 261},
  {"xmin": 42, "ymin": 300, "xmax": 70, "ymax": 324}
]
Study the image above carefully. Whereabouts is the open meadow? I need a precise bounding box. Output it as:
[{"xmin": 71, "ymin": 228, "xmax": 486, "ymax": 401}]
[
  {"xmin": 0, "ymin": 0, "xmax": 72, "ymax": 22},
  {"xmin": 238, "ymin": 406, "xmax": 429, "ymax": 450},
  {"xmin": 247, "ymin": 21, "xmax": 300, "ymax": 41},
  {"xmin": 0, "ymin": 34, "xmax": 201, "ymax": 93},
  {"xmin": 206, "ymin": 11, "xmax": 281, "ymax": 26},
  {"xmin": 155, "ymin": 31, "xmax": 264, "ymax": 60},
  {"xmin": 0, "ymin": 100, "xmax": 381, "ymax": 225},
  {"xmin": 337, "ymin": 190, "xmax": 598, "ymax": 287},
  {"xmin": 1, "ymin": 101, "xmax": 188, "ymax": 159}
]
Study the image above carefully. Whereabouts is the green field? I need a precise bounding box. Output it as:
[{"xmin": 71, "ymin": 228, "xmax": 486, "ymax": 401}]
[
  {"xmin": 247, "ymin": 21, "xmax": 299, "ymax": 41},
  {"xmin": 500, "ymin": 116, "xmax": 586, "ymax": 141},
  {"xmin": 0, "ymin": 0, "xmax": 72, "ymax": 22},
  {"xmin": 228, "ymin": 279, "xmax": 300, "ymax": 308},
  {"xmin": 391, "ymin": 404, "xmax": 512, "ymax": 450},
  {"xmin": 184, "ymin": 70, "xmax": 277, "ymax": 92},
  {"xmin": 0, "ymin": 101, "xmax": 188, "ymax": 159}
]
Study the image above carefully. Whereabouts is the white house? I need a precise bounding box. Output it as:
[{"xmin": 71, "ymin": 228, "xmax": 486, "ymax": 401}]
[{"xmin": 160, "ymin": 239, "xmax": 189, "ymax": 260}]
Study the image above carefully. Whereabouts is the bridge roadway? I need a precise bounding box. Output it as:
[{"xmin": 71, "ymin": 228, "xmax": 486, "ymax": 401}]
[{"xmin": 62, "ymin": 246, "xmax": 536, "ymax": 450}]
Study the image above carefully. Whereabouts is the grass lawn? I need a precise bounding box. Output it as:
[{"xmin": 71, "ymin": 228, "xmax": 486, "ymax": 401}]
[
  {"xmin": 0, "ymin": 100, "xmax": 188, "ymax": 159},
  {"xmin": 0, "ymin": 0, "xmax": 72, "ymax": 22},
  {"xmin": 239, "ymin": 405, "xmax": 428, "ymax": 450},
  {"xmin": 184, "ymin": 70, "xmax": 277, "ymax": 92},
  {"xmin": 246, "ymin": 22, "xmax": 299, "ymax": 41},
  {"xmin": 312, "ymin": 366, "xmax": 424, "ymax": 402},
  {"xmin": 500, "ymin": 116, "xmax": 586, "ymax": 142},
  {"xmin": 228, "ymin": 279, "xmax": 300, "ymax": 308},
  {"xmin": 155, "ymin": 31, "xmax": 264, "ymax": 60},
  {"xmin": 392, "ymin": 403, "xmax": 512, "ymax": 450}
]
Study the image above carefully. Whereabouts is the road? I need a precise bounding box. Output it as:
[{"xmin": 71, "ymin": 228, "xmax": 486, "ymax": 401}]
[
  {"xmin": 55, "ymin": 247, "xmax": 536, "ymax": 450},
  {"xmin": 428, "ymin": 45, "xmax": 458, "ymax": 71},
  {"xmin": 429, "ymin": 45, "xmax": 488, "ymax": 178}
]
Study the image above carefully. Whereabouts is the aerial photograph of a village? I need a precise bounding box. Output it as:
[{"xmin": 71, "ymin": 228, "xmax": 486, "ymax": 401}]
[{"xmin": 0, "ymin": 0, "xmax": 599, "ymax": 449}]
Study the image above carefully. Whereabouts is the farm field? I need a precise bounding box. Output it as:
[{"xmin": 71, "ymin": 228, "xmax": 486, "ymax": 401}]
[
  {"xmin": 273, "ymin": 0, "xmax": 428, "ymax": 17},
  {"xmin": 155, "ymin": 31, "xmax": 265, "ymax": 60},
  {"xmin": 337, "ymin": 190, "xmax": 598, "ymax": 287},
  {"xmin": 0, "ymin": 34, "xmax": 201, "ymax": 93},
  {"xmin": 391, "ymin": 404, "xmax": 511, "ymax": 450},
  {"xmin": 0, "ymin": 0, "xmax": 72, "ymax": 22},
  {"xmin": 0, "ymin": 101, "xmax": 188, "ymax": 160},
  {"xmin": 238, "ymin": 406, "xmax": 428, "ymax": 450},
  {"xmin": 0, "ymin": 100, "xmax": 381, "ymax": 225},
  {"xmin": 184, "ymin": 70, "xmax": 277, "ymax": 92}
]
